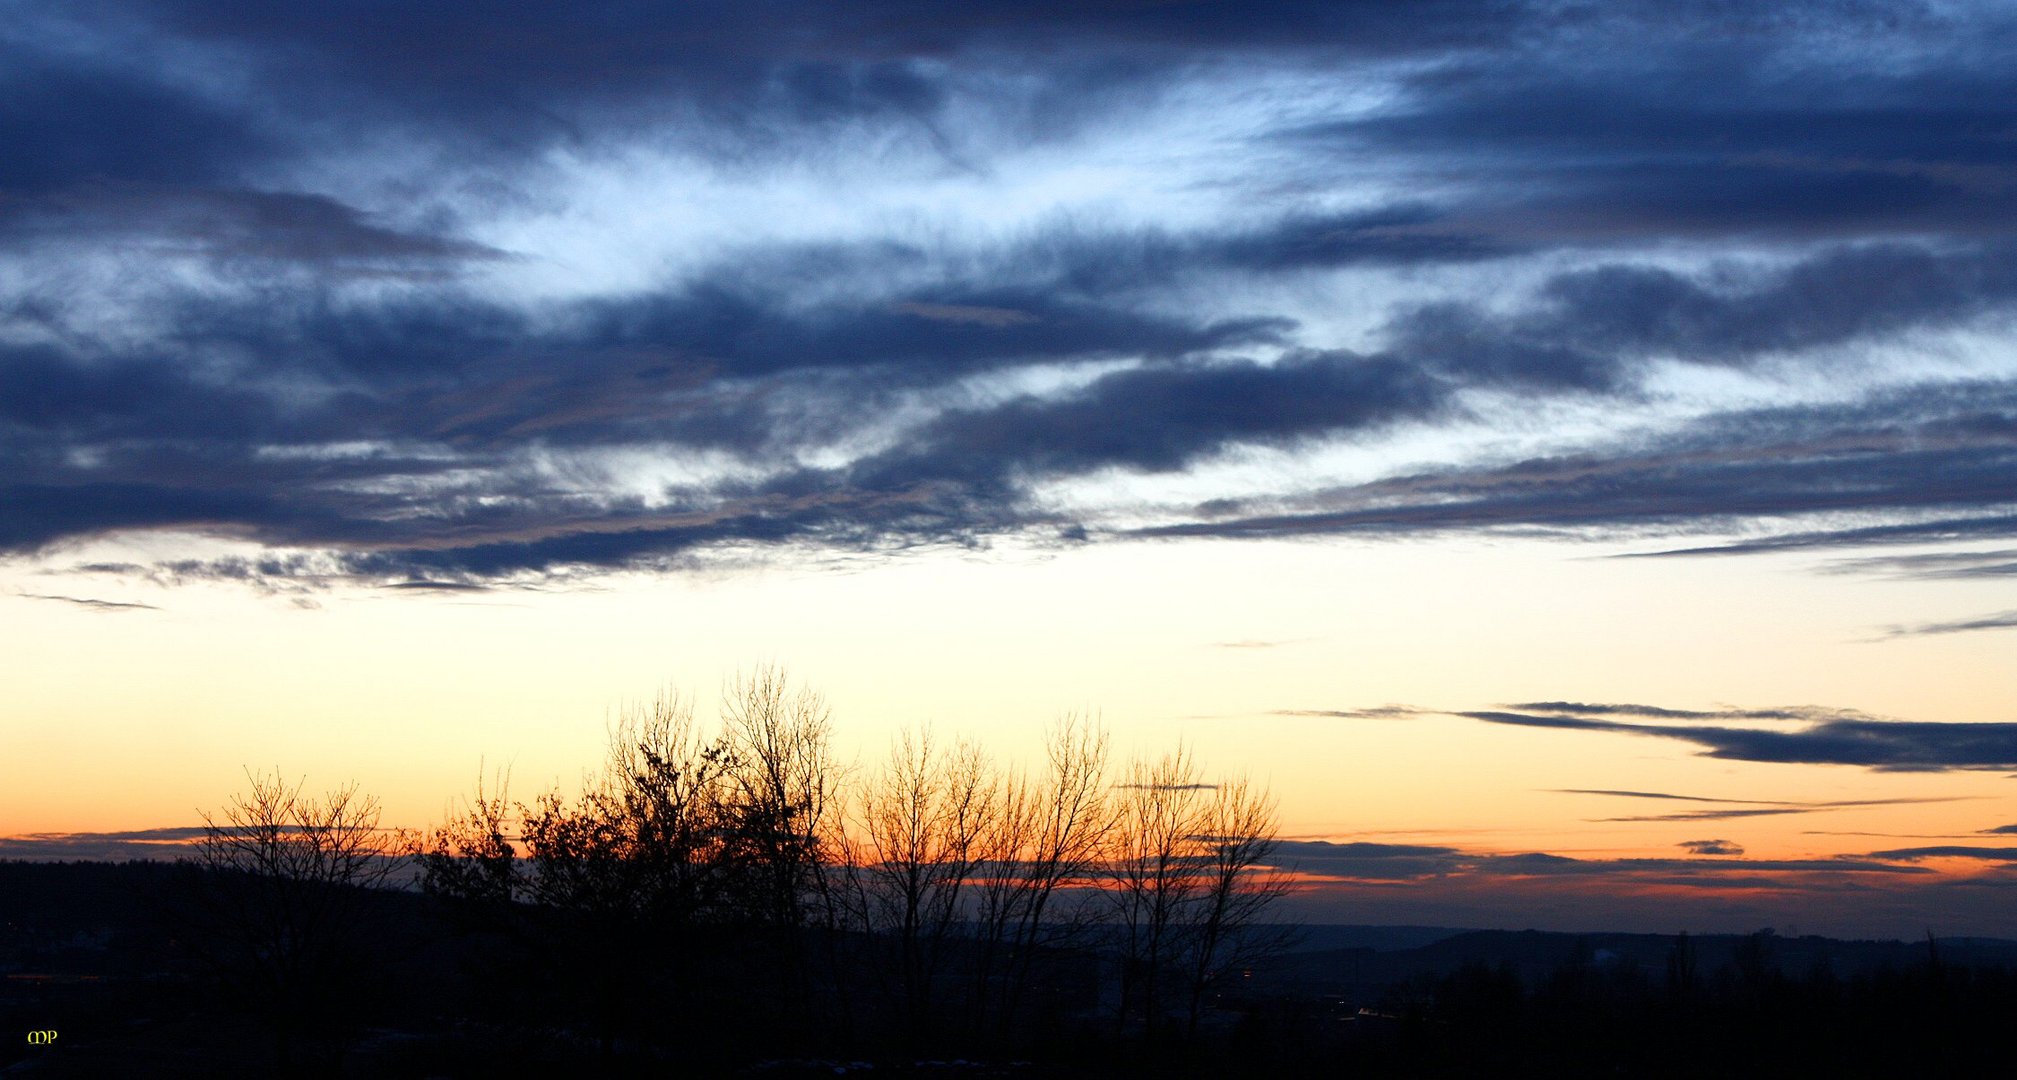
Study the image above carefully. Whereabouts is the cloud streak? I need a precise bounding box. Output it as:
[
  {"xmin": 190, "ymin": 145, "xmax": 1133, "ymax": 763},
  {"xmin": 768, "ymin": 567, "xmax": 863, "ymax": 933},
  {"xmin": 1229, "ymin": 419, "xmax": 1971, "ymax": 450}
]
[
  {"xmin": 1302, "ymin": 701, "xmax": 2017, "ymax": 773},
  {"xmin": 1882, "ymin": 611, "xmax": 2017, "ymax": 638},
  {"xmin": 16, "ymin": 592, "xmax": 160, "ymax": 612}
]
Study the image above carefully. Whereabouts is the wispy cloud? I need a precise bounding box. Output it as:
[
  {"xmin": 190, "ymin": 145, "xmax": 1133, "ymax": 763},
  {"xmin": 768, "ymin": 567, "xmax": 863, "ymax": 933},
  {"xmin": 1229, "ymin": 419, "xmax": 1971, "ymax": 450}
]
[
  {"xmin": 1549, "ymin": 788, "xmax": 1790, "ymax": 805},
  {"xmin": 1276, "ymin": 837, "xmax": 1927, "ymax": 885},
  {"xmin": 1461, "ymin": 707, "xmax": 2017, "ymax": 773},
  {"xmin": 1821, "ymin": 549, "xmax": 2017, "ymax": 581},
  {"xmin": 1302, "ymin": 700, "xmax": 2017, "ymax": 773},
  {"xmin": 16, "ymin": 592, "xmax": 160, "ymax": 612},
  {"xmin": 1603, "ymin": 808, "xmax": 1819, "ymax": 823},
  {"xmin": 1274, "ymin": 705, "xmax": 1424, "ymax": 720},
  {"xmin": 1881, "ymin": 611, "xmax": 2017, "ymax": 638},
  {"xmin": 1553, "ymin": 789, "xmax": 1975, "ymax": 822}
]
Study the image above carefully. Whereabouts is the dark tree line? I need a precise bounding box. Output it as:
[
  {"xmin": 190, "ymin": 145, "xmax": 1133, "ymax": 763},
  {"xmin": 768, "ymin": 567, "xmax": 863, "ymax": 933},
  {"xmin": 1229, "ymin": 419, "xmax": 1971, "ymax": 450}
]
[
  {"xmin": 1349, "ymin": 931, "xmax": 2017, "ymax": 1079},
  {"xmin": 399, "ymin": 668, "xmax": 1291, "ymax": 1064},
  {"xmin": 175, "ymin": 770, "xmax": 418, "ymax": 1070}
]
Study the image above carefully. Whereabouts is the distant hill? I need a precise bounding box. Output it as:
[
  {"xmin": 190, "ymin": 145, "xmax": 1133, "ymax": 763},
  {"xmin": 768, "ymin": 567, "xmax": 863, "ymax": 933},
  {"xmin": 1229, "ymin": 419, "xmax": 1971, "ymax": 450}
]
[
  {"xmin": 1277, "ymin": 924, "xmax": 1472, "ymax": 953},
  {"xmin": 1249, "ymin": 925, "xmax": 2017, "ymax": 1006}
]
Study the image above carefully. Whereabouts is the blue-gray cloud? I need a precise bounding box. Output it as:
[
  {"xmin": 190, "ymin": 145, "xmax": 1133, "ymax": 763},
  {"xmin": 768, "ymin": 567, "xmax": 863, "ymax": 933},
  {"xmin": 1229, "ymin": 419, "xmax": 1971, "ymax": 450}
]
[
  {"xmin": 1303, "ymin": 702, "xmax": 2017, "ymax": 773},
  {"xmin": 1274, "ymin": 837, "xmax": 1929, "ymax": 883},
  {"xmin": 1680, "ymin": 840, "xmax": 1744, "ymax": 856},
  {"xmin": 1823, "ymin": 550, "xmax": 2017, "ymax": 581},
  {"xmin": 1547, "ymin": 786, "xmax": 1970, "ymax": 822},
  {"xmin": 16, "ymin": 592, "xmax": 159, "ymax": 612},
  {"xmin": 7, "ymin": 2, "xmax": 2017, "ymax": 584},
  {"xmin": 1868, "ymin": 846, "xmax": 2017, "ymax": 863},
  {"xmin": 1137, "ymin": 379, "xmax": 2017, "ymax": 551},
  {"xmin": 0, "ymin": 826, "xmax": 208, "ymax": 861},
  {"xmin": 1883, "ymin": 611, "xmax": 2017, "ymax": 638},
  {"xmin": 1468, "ymin": 706, "xmax": 2017, "ymax": 775},
  {"xmin": 1461, "ymin": 708, "xmax": 2017, "ymax": 772}
]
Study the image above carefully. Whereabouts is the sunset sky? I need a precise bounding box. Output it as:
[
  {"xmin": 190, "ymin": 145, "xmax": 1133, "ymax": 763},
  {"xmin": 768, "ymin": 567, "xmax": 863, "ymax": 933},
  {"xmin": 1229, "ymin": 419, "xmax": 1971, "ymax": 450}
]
[{"xmin": 5, "ymin": 1, "xmax": 2017, "ymax": 938}]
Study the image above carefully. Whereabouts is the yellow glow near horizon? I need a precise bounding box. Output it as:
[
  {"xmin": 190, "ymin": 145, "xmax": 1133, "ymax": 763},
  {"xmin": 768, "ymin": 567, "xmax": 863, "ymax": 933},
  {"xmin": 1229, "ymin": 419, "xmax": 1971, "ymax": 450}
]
[{"xmin": 4, "ymin": 533, "xmax": 2013, "ymax": 882}]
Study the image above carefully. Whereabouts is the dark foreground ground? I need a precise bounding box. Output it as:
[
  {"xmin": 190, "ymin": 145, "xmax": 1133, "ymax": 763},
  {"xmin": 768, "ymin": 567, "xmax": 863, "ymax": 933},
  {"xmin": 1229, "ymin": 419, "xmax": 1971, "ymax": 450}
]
[{"xmin": 7, "ymin": 860, "xmax": 2017, "ymax": 1077}]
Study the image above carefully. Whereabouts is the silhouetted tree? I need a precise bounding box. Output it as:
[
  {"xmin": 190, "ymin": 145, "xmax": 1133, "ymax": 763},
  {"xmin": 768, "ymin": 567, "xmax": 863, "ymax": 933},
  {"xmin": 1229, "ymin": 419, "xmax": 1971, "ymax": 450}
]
[
  {"xmin": 419, "ymin": 673, "xmax": 1289, "ymax": 1065},
  {"xmin": 1107, "ymin": 746, "xmax": 1290, "ymax": 1041},
  {"xmin": 1110, "ymin": 746, "xmax": 1208, "ymax": 1037},
  {"xmin": 842, "ymin": 726, "xmax": 997, "ymax": 1047},
  {"xmin": 967, "ymin": 714, "xmax": 1115, "ymax": 1041},
  {"xmin": 421, "ymin": 673, "xmax": 845, "ymax": 1054},
  {"xmin": 718, "ymin": 666, "xmax": 840, "ymax": 931},
  {"xmin": 186, "ymin": 769, "xmax": 414, "ymax": 1069},
  {"xmin": 422, "ymin": 692, "xmax": 748, "ymax": 1052},
  {"xmin": 1181, "ymin": 775, "xmax": 1292, "ymax": 1037}
]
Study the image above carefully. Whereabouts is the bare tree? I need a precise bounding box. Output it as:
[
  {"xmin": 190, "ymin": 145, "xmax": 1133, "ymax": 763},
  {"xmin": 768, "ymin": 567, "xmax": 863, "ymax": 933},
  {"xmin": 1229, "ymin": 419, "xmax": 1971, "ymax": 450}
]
[
  {"xmin": 188, "ymin": 769, "xmax": 414, "ymax": 1065},
  {"xmin": 418, "ymin": 764, "xmax": 520, "ymax": 914},
  {"xmin": 848, "ymin": 726, "xmax": 997, "ymax": 1044},
  {"xmin": 415, "ymin": 675, "xmax": 1290, "ymax": 1059},
  {"xmin": 719, "ymin": 665, "xmax": 839, "ymax": 929},
  {"xmin": 1109, "ymin": 745, "xmax": 1209, "ymax": 1036},
  {"xmin": 968, "ymin": 713, "xmax": 1114, "ymax": 1037},
  {"xmin": 1181, "ymin": 775, "xmax": 1292, "ymax": 1037},
  {"xmin": 1106, "ymin": 747, "xmax": 1290, "ymax": 1039}
]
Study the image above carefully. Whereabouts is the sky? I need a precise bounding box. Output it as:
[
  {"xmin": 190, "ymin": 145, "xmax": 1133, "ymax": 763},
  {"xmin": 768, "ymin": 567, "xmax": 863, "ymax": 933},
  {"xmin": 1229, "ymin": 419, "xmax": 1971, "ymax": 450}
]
[{"xmin": 4, "ymin": 0, "xmax": 2017, "ymax": 939}]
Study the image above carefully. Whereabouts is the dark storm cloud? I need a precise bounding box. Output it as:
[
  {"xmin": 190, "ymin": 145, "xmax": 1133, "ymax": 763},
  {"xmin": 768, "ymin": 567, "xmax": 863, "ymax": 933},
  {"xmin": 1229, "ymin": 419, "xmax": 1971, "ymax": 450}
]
[
  {"xmin": 1206, "ymin": 205, "xmax": 1518, "ymax": 272},
  {"xmin": 0, "ymin": 186, "xmax": 504, "ymax": 269},
  {"xmin": 115, "ymin": 273, "xmax": 1281, "ymax": 426},
  {"xmin": 848, "ymin": 351, "xmax": 1444, "ymax": 491},
  {"xmin": 820, "ymin": 241, "xmax": 2017, "ymax": 505},
  {"xmin": 15, "ymin": 0, "xmax": 1535, "ymax": 191},
  {"xmin": 0, "ymin": 29, "xmax": 498, "ymax": 270},
  {"xmin": 0, "ymin": 265, "xmax": 1292, "ymax": 573},
  {"xmin": 117, "ymin": 0, "xmax": 1531, "ymax": 111},
  {"xmin": 1383, "ymin": 244, "xmax": 2017, "ymax": 377},
  {"xmin": 1138, "ymin": 379, "xmax": 2017, "ymax": 548},
  {"xmin": 7, "ymin": 2, "xmax": 2017, "ymax": 583},
  {"xmin": 0, "ymin": 482, "xmax": 284, "ymax": 550},
  {"xmin": 1309, "ymin": 7, "xmax": 2017, "ymax": 243},
  {"xmin": 0, "ymin": 42, "xmax": 262, "ymax": 194}
]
